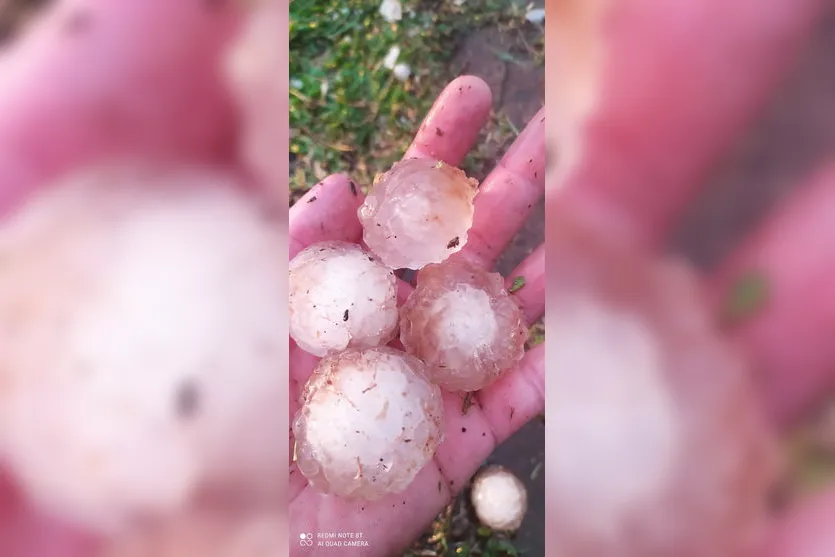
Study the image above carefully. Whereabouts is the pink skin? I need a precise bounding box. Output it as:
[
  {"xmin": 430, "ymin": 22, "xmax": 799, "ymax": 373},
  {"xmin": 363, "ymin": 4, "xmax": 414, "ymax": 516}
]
[
  {"xmin": 547, "ymin": 0, "xmax": 835, "ymax": 553},
  {"xmin": 0, "ymin": 1, "xmax": 255, "ymax": 556},
  {"xmin": 554, "ymin": 0, "xmax": 824, "ymax": 249},
  {"xmin": 761, "ymin": 487, "xmax": 835, "ymax": 557},
  {"xmin": 288, "ymin": 78, "xmax": 547, "ymax": 555},
  {"xmin": 0, "ymin": 0, "xmax": 835, "ymax": 554}
]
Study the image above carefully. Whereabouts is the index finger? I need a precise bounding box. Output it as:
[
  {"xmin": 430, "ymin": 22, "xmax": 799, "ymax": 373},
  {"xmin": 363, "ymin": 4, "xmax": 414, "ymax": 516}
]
[
  {"xmin": 549, "ymin": 0, "xmax": 823, "ymax": 251},
  {"xmin": 403, "ymin": 75, "xmax": 492, "ymax": 166}
]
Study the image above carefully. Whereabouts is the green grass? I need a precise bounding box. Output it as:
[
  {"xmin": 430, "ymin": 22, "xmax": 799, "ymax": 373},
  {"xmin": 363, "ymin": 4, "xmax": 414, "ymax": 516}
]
[
  {"xmin": 403, "ymin": 485, "xmax": 527, "ymax": 557},
  {"xmin": 289, "ymin": 0, "xmax": 542, "ymax": 202}
]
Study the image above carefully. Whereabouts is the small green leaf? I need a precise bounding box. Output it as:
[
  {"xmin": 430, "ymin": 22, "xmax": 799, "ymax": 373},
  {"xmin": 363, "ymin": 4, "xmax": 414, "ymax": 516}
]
[
  {"xmin": 509, "ymin": 276, "xmax": 525, "ymax": 293},
  {"xmin": 721, "ymin": 271, "xmax": 770, "ymax": 325},
  {"xmin": 476, "ymin": 526, "xmax": 492, "ymax": 537}
]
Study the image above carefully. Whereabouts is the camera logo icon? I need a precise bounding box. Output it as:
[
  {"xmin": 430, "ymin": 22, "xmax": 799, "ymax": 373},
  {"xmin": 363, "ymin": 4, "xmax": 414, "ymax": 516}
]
[{"xmin": 299, "ymin": 533, "xmax": 314, "ymax": 547}]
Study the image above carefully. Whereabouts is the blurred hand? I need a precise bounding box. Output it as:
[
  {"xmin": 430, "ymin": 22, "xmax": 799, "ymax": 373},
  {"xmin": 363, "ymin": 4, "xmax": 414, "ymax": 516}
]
[
  {"xmin": 551, "ymin": 0, "xmax": 835, "ymax": 555},
  {"xmin": 287, "ymin": 77, "xmax": 545, "ymax": 556},
  {"xmin": 0, "ymin": 1, "xmax": 245, "ymax": 556},
  {"xmin": 0, "ymin": 0, "xmax": 834, "ymax": 556}
]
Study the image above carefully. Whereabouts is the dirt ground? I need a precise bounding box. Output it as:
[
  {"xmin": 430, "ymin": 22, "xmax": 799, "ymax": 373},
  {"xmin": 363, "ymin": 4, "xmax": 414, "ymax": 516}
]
[{"xmin": 447, "ymin": 6, "xmax": 546, "ymax": 554}]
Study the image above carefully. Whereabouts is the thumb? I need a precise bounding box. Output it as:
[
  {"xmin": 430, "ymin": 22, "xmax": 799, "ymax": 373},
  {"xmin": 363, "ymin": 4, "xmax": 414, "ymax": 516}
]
[{"xmin": 0, "ymin": 0, "xmax": 241, "ymax": 214}]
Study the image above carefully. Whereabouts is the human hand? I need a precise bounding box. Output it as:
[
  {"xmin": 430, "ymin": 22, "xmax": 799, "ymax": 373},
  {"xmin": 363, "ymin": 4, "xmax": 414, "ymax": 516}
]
[
  {"xmin": 287, "ymin": 76, "xmax": 545, "ymax": 556},
  {"xmin": 0, "ymin": 1, "xmax": 260, "ymax": 555},
  {"xmin": 549, "ymin": 0, "xmax": 835, "ymax": 555}
]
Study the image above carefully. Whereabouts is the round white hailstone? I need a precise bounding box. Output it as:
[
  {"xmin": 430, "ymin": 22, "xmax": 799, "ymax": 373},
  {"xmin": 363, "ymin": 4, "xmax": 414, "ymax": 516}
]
[
  {"xmin": 289, "ymin": 241, "xmax": 398, "ymax": 357},
  {"xmin": 383, "ymin": 45, "xmax": 400, "ymax": 70},
  {"xmin": 392, "ymin": 63, "xmax": 411, "ymax": 82},
  {"xmin": 400, "ymin": 258, "xmax": 528, "ymax": 392},
  {"xmin": 99, "ymin": 506, "xmax": 283, "ymax": 557},
  {"xmin": 0, "ymin": 163, "xmax": 286, "ymax": 535},
  {"xmin": 378, "ymin": 0, "xmax": 402, "ymax": 23},
  {"xmin": 470, "ymin": 466, "xmax": 528, "ymax": 532},
  {"xmin": 293, "ymin": 347, "xmax": 444, "ymax": 500},
  {"xmin": 545, "ymin": 212, "xmax": 778, "ymax": 557},
  {"xmin": 358, "ymin": 158, "xmax": 479, "ymax": 270}
]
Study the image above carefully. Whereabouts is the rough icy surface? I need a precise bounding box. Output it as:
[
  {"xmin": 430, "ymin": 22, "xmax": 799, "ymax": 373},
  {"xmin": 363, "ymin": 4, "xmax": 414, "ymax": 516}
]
[
  {"xmin": 292, "ymin": 347, "xmax": 444, "ymax": 500},
  {"xmin": 289, "ymin": 241, "xmax": 398, "ymax": 357},
  {"xmin": 471, "ymin": 466, "xmax": 528, "ymax": 532},
  {"xmin": 0, "ymin": 164, "xmax": 286, "ymax": 534},
  {"xmin": 358, "ymin": 158, "xmax": 478, "ymax": 270},
  {"xmin": 545, "ymin": 213, "xmax": 778, "ymax": 557},
  {"xmin": 400, "ymin": 259, "xmax": 528, "ymax": 391},
  {"xmin": 99, "ymin": 506, "xmax": 283, "ymax": 557}
]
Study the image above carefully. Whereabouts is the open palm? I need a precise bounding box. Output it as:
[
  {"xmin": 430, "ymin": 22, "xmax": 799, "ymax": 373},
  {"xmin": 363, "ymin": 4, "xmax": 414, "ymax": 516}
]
[{"xmin": 287, "ymin": 76, "xmax": 545, "ymax": 556}]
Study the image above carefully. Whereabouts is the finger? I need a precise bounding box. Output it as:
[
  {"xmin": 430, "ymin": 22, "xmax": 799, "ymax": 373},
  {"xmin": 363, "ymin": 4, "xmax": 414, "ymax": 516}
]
[
  {"xmin": 288, "ymin": 173, "xmax": 364, "ymax": 259},
  {"xmin": 290, "ymin": 463, "xmax": 449, "ymax": 557},
  {"xmin": 506, "ymin": 244, "xmax": 545, "ymax": 325},
  {"xmin": 403, "ymin": 75, "xmax": 492, "ymax": 166},
  {"xmin": 0, "ymin": 0, "xmax": 240, "ymax": 214},
  {"xmin": 550, "ymin": 0, "xmax": 824, "ymax": 251},
  {"xmin": 430, "ymin": 345, "xmax": 544, "ymax": 492},
  {"xmin": 709, "ymin": 165, "xmax": 835, "ymax": 427},
  {"xmin": 460, "ymin": 108, "xmax": 545, "ymax": 269},
  {"xmin": 761, "ymin": 487, "xmax": 835, "ymax": 557},
  {"xmin": 476, "ymin": 344, "xmax": 545, "ymax": 447},
  {"xmin": 0, "ymin": 469, "xmax": 98, "ymax": 557}
]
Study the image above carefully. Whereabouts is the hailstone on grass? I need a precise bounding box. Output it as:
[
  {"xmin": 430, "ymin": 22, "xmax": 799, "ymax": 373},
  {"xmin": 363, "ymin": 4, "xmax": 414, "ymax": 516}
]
[
  {"xmin": 0, "ymin": 163, "xmax": 286, "ymax": 534},
  {"xmin": 358, "ymin": 158, "xmax": 478, "ymax": 270},
  {"xmin": 471, "ymin": 466, "xmax": 528, "ymax": 532},
  {"xmin": 289, "ymin": 241, "xmax": 398, "ymax": 357},
  {"xmin": 292, "ymin": 347, "xmax": 444, "ymax": 500},
  {"xmin": 400, "ymin": 258, "xmax": 528, "ymax": 392},
  {"xmin": 545, "ymin": 212, "xmax": 778, "ymax": 557}
]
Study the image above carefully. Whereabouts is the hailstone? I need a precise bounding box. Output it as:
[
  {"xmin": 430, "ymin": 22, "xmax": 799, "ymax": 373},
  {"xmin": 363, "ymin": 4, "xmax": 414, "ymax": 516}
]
[
  {"xmin": 545, "ymin": 213, "xmax": 778, "ymax": 557},
  {"xmin": 470, "ymin": 466, "xmax": 528, "ymax": 532},
  {"xmin": 0, "ymin": 163, "xmax": 286, "ymax": 535},
  {"xmin": 399, "ymin": 258, "xmax": 528, "ymax": 391},
  {"xmin": 289, "ymin": 241, "xmax": 399, "ymax": 357},
  {"xmin": 358, "ymin": 158, "xmax": 478, "ymax": 270},
  {"xmin": 292, "ymin": 347, "xmax": 444, "ymax": 500}
]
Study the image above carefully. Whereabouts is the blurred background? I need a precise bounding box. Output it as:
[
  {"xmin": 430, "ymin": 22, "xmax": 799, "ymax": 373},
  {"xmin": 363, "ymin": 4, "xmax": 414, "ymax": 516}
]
[
  {"xmin": 8, "ymin": 0, "xmax": 835, "ymax": 554},
  {"xmin": 669, "ymin": 6, "xmax": 835, "ymax": 508},
  {"xmin": 290, "ymin": 1, "xmax": 544, "ymax": 555}
]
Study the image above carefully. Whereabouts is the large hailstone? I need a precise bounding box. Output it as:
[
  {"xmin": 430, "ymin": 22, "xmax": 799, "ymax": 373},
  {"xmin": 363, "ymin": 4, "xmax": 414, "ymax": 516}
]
[
  {"xmin": 545, "ymin": 213, "xmax": 778, "ymax": 557},
  {"xmin": 400, "ymin": 259, "xmax": 528, "ymax": 392},
  {"xmin": 471, "ymin": 466, "xmax": 528, "ymax": 532},
  {"xmin": 358, "ymin": 158, "xmax": 478, "ymax": 270},
  {"xmin": 289, "ymin": 241, "xmax": 398, "ymax": 357},
  {"xmin": 0, "ymin": 164, "xmax": 286, "ymax": 535},
  {"xmin": 293, "ymin": 347, "xmax": 444, "ymax": 500}
]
